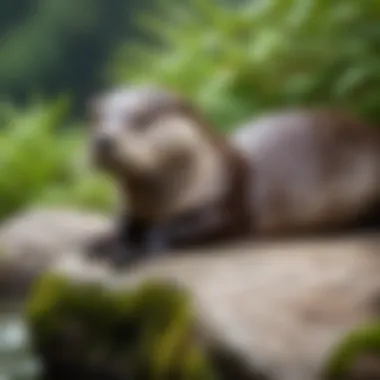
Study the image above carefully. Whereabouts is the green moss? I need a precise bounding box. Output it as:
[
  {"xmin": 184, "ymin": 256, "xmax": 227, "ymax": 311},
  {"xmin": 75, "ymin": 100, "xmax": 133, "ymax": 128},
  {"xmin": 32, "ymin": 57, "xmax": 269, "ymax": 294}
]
[
  {"xmin": 325, "ymin": 321, "xmax": 380, "ymax": 379},
  {"xmin": 26, "ymin": 273, "xmax": 217, "ymax": 379}
]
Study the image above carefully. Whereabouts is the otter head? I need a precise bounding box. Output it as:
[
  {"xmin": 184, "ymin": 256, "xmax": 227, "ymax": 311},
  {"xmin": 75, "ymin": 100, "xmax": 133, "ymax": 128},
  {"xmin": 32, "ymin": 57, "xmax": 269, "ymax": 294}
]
[{"xmin": 88, "ymin": 86, "xmax": 228, "ymax": 220}]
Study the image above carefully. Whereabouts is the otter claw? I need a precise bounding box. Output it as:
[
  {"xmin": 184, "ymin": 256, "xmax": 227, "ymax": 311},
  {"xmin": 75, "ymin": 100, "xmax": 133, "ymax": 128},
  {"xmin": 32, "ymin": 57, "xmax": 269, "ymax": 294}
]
[
  {"xmin": 105, "ymin": 245, "xmax": 134, "ymax": 268},
  {"xmin": 86, "ymin": 235, "xmax": 122, "ymax": 261}
]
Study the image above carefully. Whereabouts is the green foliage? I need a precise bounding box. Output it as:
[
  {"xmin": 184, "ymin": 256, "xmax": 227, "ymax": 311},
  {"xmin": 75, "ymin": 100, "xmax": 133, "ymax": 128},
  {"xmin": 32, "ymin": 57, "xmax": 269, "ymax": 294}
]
[
  {"xmin": 325, "ymin": 322, "xmax": 380, "ymax": 379},
  {"xmin": 0, "ymin": 99, "xmax": 115, "ymax": 219},
  {"xmin": 3, "ymin": 0, "xmax": 380, "ymax": 218},
  {"xmin": 0, "ymin": 0, "xmax": 152, "ymax": 108},
  {"xmin": 27, "ymin": 274, "xmax": 217, "ymax": 379},
  {"xmin": 111, "ymin": 0, "xmax": 380, "ymax": 129}
]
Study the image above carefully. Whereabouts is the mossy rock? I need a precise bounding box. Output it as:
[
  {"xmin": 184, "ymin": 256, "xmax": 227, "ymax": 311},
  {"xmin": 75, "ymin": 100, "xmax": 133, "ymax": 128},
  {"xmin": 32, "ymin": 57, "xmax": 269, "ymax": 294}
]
[
  {"xmin": 325, "ymin": 322, "xmax": 380, "ymax": 379},
  {"xmin": 26, "ymin": 273, "xmax": 218, "ymax": 380}
]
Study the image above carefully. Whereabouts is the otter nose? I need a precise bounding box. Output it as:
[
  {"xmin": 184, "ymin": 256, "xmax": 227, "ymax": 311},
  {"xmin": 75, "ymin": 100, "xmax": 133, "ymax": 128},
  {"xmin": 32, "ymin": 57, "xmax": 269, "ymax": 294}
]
[{"xmin": 94, "ymin": 135, "xmax": 114, "ymax": 155}]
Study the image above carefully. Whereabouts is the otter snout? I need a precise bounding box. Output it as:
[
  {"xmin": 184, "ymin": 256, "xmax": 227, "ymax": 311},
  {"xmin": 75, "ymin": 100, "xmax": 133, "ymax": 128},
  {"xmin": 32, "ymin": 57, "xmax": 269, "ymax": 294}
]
[
  {"xmin": 93, "ymin": 134, "xmax": 115, "ymax": 157},
  {"xmin": 91, "ymin": 133, "xmax": 120, "ymax": 170}
]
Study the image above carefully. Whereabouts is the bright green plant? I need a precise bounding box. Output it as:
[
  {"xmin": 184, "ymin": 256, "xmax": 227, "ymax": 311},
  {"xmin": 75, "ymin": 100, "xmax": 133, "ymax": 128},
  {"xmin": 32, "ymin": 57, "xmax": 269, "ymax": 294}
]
[
  {"xmin": 111, "ymin": 0, "xmax": 380, "ymax": 130},
  {"xmin": 325, "ymin": 322, "xmax": 380, "ymax": 379},
  {"xmin": 0, "ymin": 99, "xmax": 115, "ymax": 220}
]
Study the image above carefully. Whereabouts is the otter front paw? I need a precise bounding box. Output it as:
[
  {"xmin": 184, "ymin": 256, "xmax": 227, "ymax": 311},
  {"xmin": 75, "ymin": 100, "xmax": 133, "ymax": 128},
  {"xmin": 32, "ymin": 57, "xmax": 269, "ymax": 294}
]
[
  {"xmin": 86, "ymin": 235, "xmax": 139, "ymax": 269},
  {"xmin": 86, "ymin": 234, "xmax": 121, "ymax": 260},
  {"xmin": 85, "ymin": 225, "xmax": 170, "ymax": 268}
]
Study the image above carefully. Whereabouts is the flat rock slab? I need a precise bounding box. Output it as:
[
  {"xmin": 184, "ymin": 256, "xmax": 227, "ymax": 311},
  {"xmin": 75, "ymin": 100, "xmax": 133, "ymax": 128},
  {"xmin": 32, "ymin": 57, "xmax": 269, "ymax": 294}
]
[
  {"xmin": 51, "ymin": 232, "xmax": 380, "ymax": 380},
  {"xmin": 0, "ymin": 208, "xmax": 111, "ymax": 303},
  {"xmin": 2, "ymin": 208, "xmax": 380, "ymax": 379}
]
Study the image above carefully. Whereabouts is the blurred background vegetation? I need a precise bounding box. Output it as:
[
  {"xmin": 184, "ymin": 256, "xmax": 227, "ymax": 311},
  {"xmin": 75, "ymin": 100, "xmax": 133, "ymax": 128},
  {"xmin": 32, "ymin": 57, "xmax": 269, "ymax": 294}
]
[{"xmin": 0, "ymin": 0, "xmax": 379, "ymax": 220}]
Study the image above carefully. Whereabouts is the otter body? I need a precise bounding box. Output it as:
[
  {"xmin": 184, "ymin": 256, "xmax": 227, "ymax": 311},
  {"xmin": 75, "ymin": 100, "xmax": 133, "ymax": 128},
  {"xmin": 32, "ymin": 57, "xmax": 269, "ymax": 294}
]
[
  {"xmin": 233, "ymin": 109, "xmax": 380, "ymax": 235},
  {"xmin": 87, "ymin": 87, "xmax": 380, "ymax": 265},
  {"xmin": 87, "ymin": 86, "xmax": 250, "ymax": 264}
]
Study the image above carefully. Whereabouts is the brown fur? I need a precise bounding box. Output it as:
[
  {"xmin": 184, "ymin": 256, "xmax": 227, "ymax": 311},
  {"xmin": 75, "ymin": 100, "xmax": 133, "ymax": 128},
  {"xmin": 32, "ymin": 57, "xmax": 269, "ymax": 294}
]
[
  {"xmin": 118, "ymin": 97, "xmax": 252, "ymax": 241},
  {"xmin": 87, "ymin": 87, "xmax": 380, "ymax": 264},
  {"xmin": 87, "ymin": 86, "xmax": 252, "ymax": 263},
  {"xmin": 233, "ymin": 107, "xmax": 380, "ymax": 236}
]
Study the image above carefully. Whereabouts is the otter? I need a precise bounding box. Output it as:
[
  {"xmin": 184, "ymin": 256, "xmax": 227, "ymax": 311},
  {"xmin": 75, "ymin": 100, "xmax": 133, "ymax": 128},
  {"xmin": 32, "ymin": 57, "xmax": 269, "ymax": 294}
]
[
  {"xmin": 86, "ymin": 86, "xmax": 380, "ymax": 265},
  {"xmin": 87, "ymin": 86, "xmax": 251, "ymax": 264}
]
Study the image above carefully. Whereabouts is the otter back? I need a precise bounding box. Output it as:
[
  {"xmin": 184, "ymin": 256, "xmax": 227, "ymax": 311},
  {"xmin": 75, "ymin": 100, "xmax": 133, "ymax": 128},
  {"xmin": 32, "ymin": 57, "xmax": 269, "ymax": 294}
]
[{"xmin": 232, "ymin": 109, "xmax": 380, "ymax": 235}]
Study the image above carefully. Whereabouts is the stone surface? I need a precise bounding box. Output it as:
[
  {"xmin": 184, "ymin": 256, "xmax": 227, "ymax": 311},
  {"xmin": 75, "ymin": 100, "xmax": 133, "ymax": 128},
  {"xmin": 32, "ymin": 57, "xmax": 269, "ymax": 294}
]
[
  {"xmin": 2, "ymin": 207, "xmax": 380, "ymax": 379},
  {"xmin": 42, "ymin": 232, "xmax": 380, "ymax": 380},
  {"xmin": 0, "ymin": 207, "xmax": 112, "ymax": 303}
]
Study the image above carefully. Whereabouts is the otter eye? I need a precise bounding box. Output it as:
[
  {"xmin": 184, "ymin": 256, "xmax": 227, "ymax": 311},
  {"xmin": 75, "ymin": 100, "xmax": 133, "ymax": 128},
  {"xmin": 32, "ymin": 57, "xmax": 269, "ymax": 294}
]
[{"xmin": 131, "ymin": 113, "xmax": 152, "ymax": 132}]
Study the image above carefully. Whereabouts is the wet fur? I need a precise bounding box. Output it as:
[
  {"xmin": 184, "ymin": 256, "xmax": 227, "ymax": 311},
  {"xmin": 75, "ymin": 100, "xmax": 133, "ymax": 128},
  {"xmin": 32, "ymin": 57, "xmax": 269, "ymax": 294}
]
[
  {"xmin": 87, "ymin": 87, "xmax": 251, "ymax": 265},
  {"xmin": 87, "ymin": 88, "xmax": 380, "ymax": 266},
  {"xmin": 233, "ymin": 108, "xmax": 380, "ymax": 237}
]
